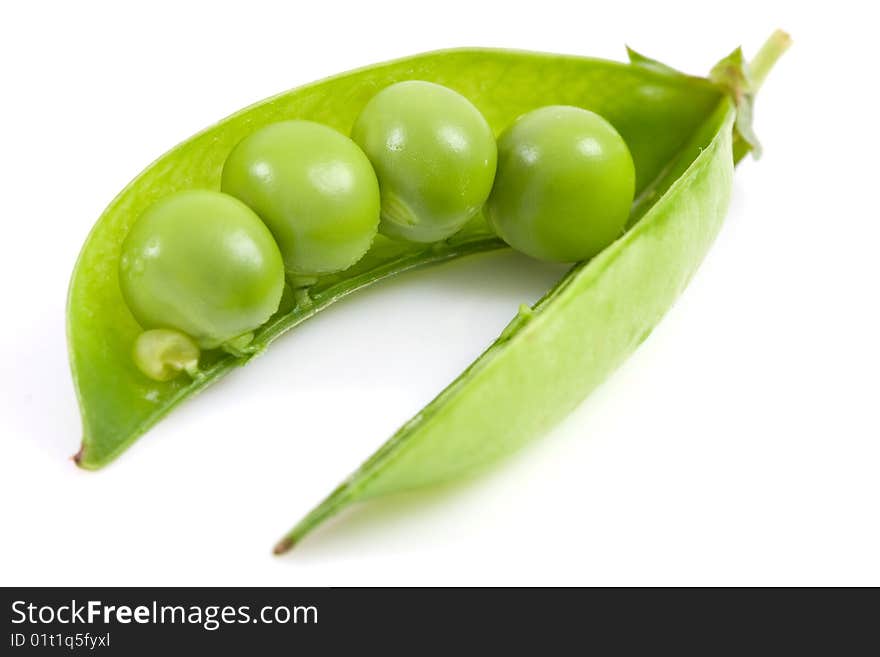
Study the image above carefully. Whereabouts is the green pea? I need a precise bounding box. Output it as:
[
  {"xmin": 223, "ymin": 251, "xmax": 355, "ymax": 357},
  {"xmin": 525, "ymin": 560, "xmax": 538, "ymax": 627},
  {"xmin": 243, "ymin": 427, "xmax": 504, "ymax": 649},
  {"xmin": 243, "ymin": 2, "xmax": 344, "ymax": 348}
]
[
  {"xmin": 352, "ymin": 81, "xmax": 497, "ymax": 243},
  {"xmin": 221, "ymin": 120, "xmax": 380, "ymax": 277},
  {"xmin": 119, "ymin": 190, "xmax": 284, "ymax": 350},
  {"xmin": 132, "ymin": 329, "xmax": 201, "ymax": 382},
  {"xmin": 486, "ymin": 105, "xmax": 636, "ymax": 262}
]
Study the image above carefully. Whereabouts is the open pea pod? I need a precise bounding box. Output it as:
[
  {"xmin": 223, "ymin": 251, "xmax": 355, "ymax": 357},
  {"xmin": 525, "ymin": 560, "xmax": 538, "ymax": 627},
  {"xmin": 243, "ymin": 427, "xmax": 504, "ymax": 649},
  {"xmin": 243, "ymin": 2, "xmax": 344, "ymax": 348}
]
[{"xmin": 67, "ymin": 33, "xmax": 788, "ymax": 548}]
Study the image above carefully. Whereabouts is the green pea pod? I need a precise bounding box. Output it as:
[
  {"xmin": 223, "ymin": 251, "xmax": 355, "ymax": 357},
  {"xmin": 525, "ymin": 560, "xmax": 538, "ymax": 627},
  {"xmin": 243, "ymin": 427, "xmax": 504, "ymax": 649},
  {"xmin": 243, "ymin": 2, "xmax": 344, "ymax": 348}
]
[
  {"xmin": 66, "ymin": 33, "xmax": 788, "ymax": 546},
  {"xmin": 273, "ymin": 32, "xmax": 791, "ymax": 552}
]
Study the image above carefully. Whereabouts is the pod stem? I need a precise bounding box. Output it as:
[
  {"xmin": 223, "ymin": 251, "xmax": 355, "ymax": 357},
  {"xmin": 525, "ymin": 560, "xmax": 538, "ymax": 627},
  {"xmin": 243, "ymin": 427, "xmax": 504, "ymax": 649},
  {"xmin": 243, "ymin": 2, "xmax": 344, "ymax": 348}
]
[{"xmin": 749, "ymin": 29, "xmax": 791, "ymax": 92}]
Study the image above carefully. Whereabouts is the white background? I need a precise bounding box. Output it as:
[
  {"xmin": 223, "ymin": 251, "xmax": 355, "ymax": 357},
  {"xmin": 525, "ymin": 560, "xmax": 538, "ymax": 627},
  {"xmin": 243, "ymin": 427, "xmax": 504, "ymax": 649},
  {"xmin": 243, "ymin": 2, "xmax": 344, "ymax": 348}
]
[{"xmin": 1, "ymin": 1, "xmax": 877, "ymax": 586}]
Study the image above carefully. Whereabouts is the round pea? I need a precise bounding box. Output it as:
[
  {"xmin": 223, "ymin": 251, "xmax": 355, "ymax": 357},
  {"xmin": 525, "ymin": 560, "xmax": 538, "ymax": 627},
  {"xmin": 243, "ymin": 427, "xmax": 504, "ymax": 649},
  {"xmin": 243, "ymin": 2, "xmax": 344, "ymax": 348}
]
[
  {"xmin": 351, "ymin": 81, "xmax": 497, "ymax": 243},
  {"xmin": 119, "ymin": 190, "xmax": 284, "ymax": 349},
  {"xmin": 221, "ymin": 120, "xmax": 380, "ymax": 277},
  {"xmin": 486, "ymin": 105, "xmax": 636, "ymax": 262}
]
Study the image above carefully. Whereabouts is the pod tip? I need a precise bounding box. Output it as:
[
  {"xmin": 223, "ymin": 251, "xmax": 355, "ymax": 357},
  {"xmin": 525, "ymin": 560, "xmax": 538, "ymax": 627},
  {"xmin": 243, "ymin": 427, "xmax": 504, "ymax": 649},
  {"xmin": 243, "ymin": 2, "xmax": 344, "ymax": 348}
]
[
  {"xmin": 72, "ymin": 444, "xmax": 102, "ymax": 470},
  {"xmin": 273, "ymin": 536, "xmax": 296, "ymax": 555}
]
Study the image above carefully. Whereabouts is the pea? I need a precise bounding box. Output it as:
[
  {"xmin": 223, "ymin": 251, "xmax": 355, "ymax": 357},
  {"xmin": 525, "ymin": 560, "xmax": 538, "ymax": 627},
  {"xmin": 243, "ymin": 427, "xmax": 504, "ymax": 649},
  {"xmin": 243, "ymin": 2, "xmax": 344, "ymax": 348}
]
[
  {"xmin": 486, "ymin": 106, "xmax": 636, "ymax": 262},
  {"xmin": 119, "ymin": 190, "xmax": 284, "ymax": 351},
  {"xmin": 221, "ymin": 120, "xmax": 380, "ymax": 277},
  {"xmin": 132, "ymin": 329, "xmax": 201, "ymax": 382},
  {"xmin": 352, "ymin": 81, "xmax": 497, "ymax": 243}
]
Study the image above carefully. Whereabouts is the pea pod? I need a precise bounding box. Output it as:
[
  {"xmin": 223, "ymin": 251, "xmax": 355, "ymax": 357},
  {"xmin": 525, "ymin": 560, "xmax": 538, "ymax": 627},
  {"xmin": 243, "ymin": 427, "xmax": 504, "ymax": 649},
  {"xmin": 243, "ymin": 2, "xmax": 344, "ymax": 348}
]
[{"xmin": 66, "ymin": 34, "xmax": 789, "ymax": 546}]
